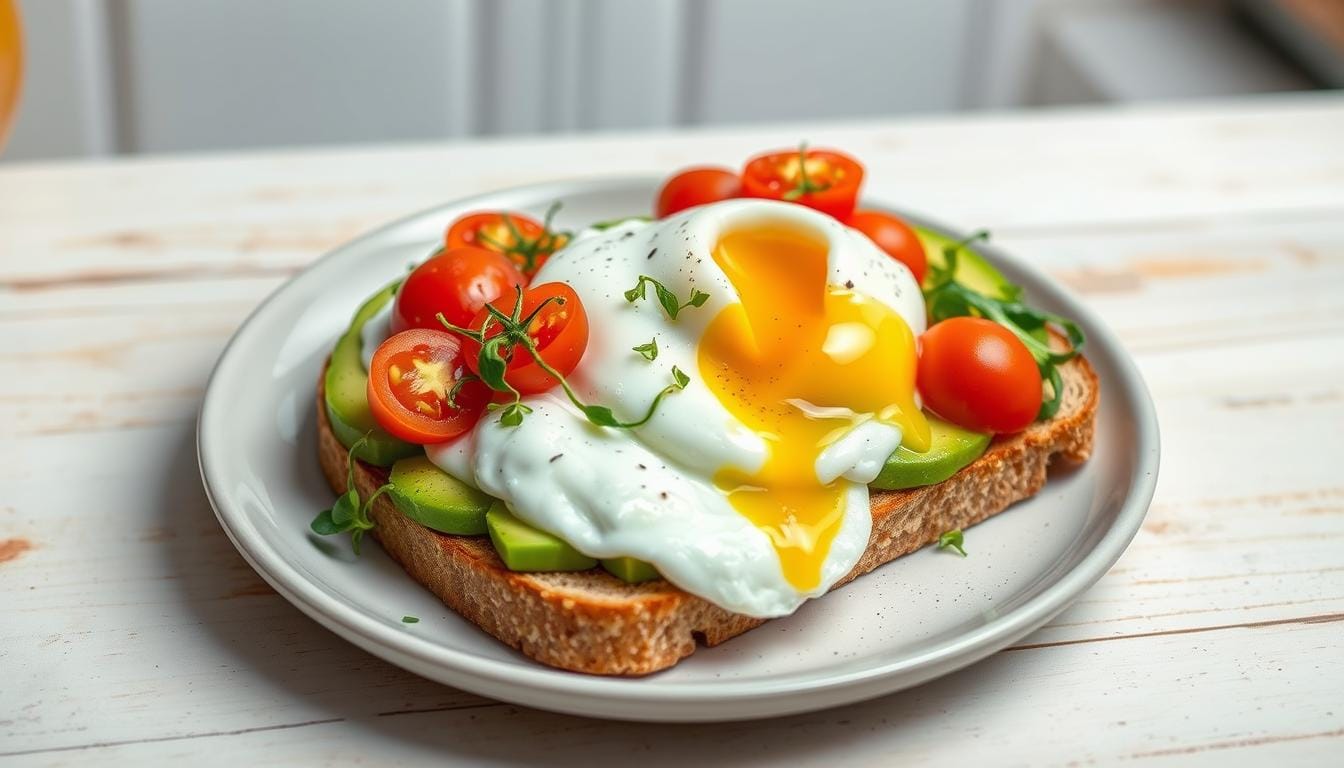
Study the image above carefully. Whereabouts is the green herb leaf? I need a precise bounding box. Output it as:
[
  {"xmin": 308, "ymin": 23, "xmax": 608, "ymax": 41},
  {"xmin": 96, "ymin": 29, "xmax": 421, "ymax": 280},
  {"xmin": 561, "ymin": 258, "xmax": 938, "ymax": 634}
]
[
  {"xmin": 653, "ymin": 281, "xmax": 681, "ymax": 319},
  {"xmin": 330, "ymin": 490, "xmax": 359, "ymax": 526},
  {"xmin": 624, "ymin": 275, "xmax": 710, "ymax": 321},
  {"xmin": 350, "ymin": 528, "xmax": 367, "ymax": 556},
  {"xmin": 498, "ymin": 402, "xmax": 532, "ymax": 427},
  {"xmin": 671, "ymin": 365, "xmax": 690, "ymax": 389},
  {"xmin": 633, "ymin": 338, "xmax": 659, "ymax": 361},
  {"xmin": 476, "ymin": 336, "xmax": 513, "ymax": 393},
  {"xmin": 581, "ymin": 404, "xmax": 621, "ymax": 427},
  {"xmin": 310, "ymin": 508, "xmax": 342, "ymax": 536},
  {"xmin": 937, "ymin": 529, "xmax": 967, "ymax": 557},
  {"xmin": 402, "ymin": 615, "xmax": 420, "ymax": 624},
  {"xmin": 623, "ymin": 280, "xmax": 647, "ymax": 303}
]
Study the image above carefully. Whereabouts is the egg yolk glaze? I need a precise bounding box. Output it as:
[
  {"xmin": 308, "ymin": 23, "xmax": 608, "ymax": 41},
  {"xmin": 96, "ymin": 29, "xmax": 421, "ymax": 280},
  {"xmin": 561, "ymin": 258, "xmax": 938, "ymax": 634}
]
[{"xmin": 699, "ymin": 223, "xmax": 930, "ymax": 591}]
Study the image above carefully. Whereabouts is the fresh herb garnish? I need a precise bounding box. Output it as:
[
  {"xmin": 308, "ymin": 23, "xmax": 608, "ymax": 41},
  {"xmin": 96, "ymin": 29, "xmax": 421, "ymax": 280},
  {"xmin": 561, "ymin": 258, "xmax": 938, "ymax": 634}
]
[
  {"xmin": 624, "ymin": 275, "xmax": 710, "ymax": 320},
  {"xmin": 475, "ymin": 202, "xmax": 571, "ymax": 274},
  {"xmin": 633, "ymin": 338, "xmax": 659, "ymax": 361},
  {"xmin": 401, "ymin": 615, "xmax": 420, "ymax": 624},
  {"xmin": 590, "ymin": 215, "xmax": 653, "ymax": 231},
  {"xmin": 782, "ymin": 142, "xmax": 831, "ymax": 201},
  {"xmin": 438, "ymin": 288, "xmax": 690, "ymax": 429},
  {"xmin": 922, "ymin": 232, "xmax": 1085, "ymax": 421},
  {"xmin": 310, "ymin": 433, "xmax": 393, "ymax": 555},
  {"xmin": 937, "ymin": 529, "xmax": 967, "ymax": 557},
  {"xmin": 671, "ymin": 365, "xmax": 690, "ymax": 389}
]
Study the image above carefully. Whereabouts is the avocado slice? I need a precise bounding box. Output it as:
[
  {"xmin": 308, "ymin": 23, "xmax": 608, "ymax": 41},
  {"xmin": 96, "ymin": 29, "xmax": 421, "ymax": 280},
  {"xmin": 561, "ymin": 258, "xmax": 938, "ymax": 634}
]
[
  {"xmin": 600, "ymin": 557, "xmax": 660, "ymax": 584},
  {"xmin": 486, "ymin": 502, "xmax": 597, "ymax": 572},
  {"xmin": 871, "ymin": 415, "xmax": 991, "ymax": 490},
  {"xmin": 914, "ymin": 225, "xmax": 1014, "ymax": 302},
  {"xmin": 324, "ymin": 281, "xmax": 420, "ymax": 467},
  {"xmin": 388, "ymin": 456, "xmax": 494, "ymax": 535}
]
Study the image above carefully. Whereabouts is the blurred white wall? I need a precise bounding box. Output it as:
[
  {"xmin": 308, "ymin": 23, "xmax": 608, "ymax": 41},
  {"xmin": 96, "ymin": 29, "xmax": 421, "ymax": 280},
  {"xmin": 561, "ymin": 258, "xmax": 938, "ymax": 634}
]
[{"xmin": 1, "ymin": 0, "xmax": 1324, "ymax": 162}]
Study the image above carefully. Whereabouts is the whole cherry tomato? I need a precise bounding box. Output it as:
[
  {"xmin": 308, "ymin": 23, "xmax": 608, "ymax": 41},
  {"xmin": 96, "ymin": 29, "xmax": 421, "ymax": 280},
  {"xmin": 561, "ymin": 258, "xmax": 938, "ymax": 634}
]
[
  {"xmin": 655, "ymin": 167, "xmax": 742, "ymax": 218},
  {"xmin": 366, "ymin": 329, "xmax": 491, "ymax": 443},
  {"xmin": 741, "ymin": 145, "xmax": 864, "ymax": 220},
  {"xmin": 848, "ymin": 209, "xmax": 927, "ymax": 283},
  {"xmin": 392, "ymin": 246, "xmax": 527, "ymax": 334},
  {"xmin": 918, "ymin": 317, "xmax": 1041, "ymax": 434}
]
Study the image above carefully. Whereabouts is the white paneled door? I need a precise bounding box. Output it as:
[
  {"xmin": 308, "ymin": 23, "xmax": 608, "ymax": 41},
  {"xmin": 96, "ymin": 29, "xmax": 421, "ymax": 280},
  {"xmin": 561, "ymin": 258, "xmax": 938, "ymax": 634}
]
[{"xmin": 5, "ymin": 0, "xmax": 989, "ymax": 161}]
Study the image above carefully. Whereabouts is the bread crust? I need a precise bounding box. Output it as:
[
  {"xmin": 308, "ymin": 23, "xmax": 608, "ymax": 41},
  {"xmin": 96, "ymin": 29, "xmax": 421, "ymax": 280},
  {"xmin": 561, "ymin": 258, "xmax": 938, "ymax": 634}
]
[{"xmin": 317, "ymin": 349, "xmax": 1098, "ymax": 675}]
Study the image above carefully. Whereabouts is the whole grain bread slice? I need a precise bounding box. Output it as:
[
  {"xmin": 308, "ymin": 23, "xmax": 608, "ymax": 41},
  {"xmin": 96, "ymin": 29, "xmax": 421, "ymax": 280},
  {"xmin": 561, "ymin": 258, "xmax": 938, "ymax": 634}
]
[{"xmin": 316, "ymin": 343, "xmax": 1098, "ymax": 676}]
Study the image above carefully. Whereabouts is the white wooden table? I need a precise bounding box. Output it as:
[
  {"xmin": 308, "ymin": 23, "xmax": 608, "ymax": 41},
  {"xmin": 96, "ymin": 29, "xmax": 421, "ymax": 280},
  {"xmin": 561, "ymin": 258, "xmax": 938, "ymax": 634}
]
[{"xmin": 3, "ymin": 94, "xmax": 1343, "ymax": 766}]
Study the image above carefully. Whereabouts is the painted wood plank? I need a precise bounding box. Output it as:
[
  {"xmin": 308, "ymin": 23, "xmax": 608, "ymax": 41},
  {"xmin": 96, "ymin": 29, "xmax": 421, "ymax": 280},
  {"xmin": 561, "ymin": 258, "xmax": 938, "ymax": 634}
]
[{"xmin": 3, "ymin": 97, "xmax": 1342, "ymax": 284}]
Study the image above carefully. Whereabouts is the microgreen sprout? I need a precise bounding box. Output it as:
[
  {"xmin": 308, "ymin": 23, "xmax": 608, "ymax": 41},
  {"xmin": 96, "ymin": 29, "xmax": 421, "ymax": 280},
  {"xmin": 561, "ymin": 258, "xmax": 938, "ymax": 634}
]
[
  {"xmin": 633, "ymin": 338, "xmax": 659, "ymax": 361},
  {"xmin": 310, "ymin": 433, "xmax": 393, "ymax": 555},
  {"xmin": 937, "ymin": 529, "xmax": 967, "ymax": 557},
  {"xmin": 623, "ymin": 275, "xmax": 710, "ymax": 320}
]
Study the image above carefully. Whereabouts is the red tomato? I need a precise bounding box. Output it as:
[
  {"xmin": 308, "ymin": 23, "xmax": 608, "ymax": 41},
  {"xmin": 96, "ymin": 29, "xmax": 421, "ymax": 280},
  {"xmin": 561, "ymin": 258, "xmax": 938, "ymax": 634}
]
[
  {"xmin": 367, "ymin": 329, "xmax": 490, "ymax": 443},
  {"xmin": 848, "ymin": 209, "xmax": 927, "ymax": 284},
  {"xmin": 741, "ymin": 146, "xmax": 864, "ymax": 220},
  {"xmin": 463, "ymin": 282, "xmax": 589, "ymax": 395},
  {"xmin": 917, "ymin": 317, "xmax": 1041, "ymax": 434},
  {"xmin": 655, "ymin": 167, "xmax": 742, "ymax": 218},
  {"xmin": 392, "ymin": 247, "xmax": 527, "ymax": 334},
  {"xmin": 445, "ymin": 211, "xmax": 567, "ymax": 276}
]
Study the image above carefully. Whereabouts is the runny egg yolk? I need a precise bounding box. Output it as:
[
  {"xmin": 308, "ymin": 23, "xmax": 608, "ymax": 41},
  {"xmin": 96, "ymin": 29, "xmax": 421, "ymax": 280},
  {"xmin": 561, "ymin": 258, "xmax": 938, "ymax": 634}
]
[{"xmin": 698, "ymin": 224, "xmax": 929, "ymax": 591}]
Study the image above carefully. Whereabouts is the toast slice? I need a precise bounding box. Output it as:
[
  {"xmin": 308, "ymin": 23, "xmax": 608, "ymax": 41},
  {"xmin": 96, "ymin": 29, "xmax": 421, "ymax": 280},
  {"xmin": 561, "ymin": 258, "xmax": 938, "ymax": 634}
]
[{"xmin": 316, "ymin": 343, "xmax": 1098, "ymax": 675}]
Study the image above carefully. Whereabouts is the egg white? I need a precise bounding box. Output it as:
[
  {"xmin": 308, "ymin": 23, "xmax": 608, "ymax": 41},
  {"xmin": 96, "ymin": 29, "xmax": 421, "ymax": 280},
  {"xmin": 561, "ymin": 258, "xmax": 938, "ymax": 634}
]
[{"xmin": 423, "ymin": 200, "xmax": 926, "ymax": 618}]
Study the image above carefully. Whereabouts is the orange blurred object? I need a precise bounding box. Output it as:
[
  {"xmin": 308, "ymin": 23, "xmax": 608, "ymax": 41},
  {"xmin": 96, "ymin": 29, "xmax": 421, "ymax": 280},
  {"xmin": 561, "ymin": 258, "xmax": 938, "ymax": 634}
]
[{"xmin": 0, "ymin": 0, "xmax": 23, "ymax": 150}]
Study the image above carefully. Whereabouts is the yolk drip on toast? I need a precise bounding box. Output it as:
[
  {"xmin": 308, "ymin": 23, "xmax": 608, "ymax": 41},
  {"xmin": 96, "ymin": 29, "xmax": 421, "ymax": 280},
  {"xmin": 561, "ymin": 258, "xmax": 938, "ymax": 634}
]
[{"xmin": 699, "ymin": 224, "xmax": 929, "ymax": 590}]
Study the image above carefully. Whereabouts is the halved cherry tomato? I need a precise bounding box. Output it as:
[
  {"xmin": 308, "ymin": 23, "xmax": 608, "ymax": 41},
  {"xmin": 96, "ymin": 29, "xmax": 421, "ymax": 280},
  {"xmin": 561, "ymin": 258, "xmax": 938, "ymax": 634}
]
[
  {"xmin": 445, "ymin": 211, "xmax": 567, "ymax": 276},
  {"xmin": 463, "ymin": 282, "xmax": 589, "ymax": 395},
  {"xmin": 917, "ymin": 317, "xmax": 1041, "ymax": 434},
  {"xmin": 392, "ymin": 246, "xmax": 527, "ymax": 334},
  {"xmin": 655, "ymin": 167, "xmax": 742, "ymax": 218},
  {"xmin": 367, "ymin": 329, "xmax": 491, "ymax": 443},
  {"xmin": 741, "ymin": 146, "xmax": 864, "ymax": 220},
  {"xmin": 848, "ymin": 209, "xmax": 927, "ymax": 283}
]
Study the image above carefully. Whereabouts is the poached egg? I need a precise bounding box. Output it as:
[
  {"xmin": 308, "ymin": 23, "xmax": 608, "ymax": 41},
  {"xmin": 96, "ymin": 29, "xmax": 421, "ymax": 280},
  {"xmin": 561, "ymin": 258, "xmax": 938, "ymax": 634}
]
[{"xmin": 428, "ymin": 199, "xmax": 928, "ymax": 617}]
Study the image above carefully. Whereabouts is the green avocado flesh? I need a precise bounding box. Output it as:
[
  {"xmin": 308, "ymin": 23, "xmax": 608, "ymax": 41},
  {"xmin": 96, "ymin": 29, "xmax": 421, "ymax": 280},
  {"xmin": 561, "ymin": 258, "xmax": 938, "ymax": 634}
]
[
  {"xmin": 871, "ymin": 415, "xmax": 991, "ymax": 490},
  {"xmin": 914, "ymin": 225, "xmax": 1015, "ymax": 301},
  {"xmin": 388, "ymin": 456, "xmax": 493, "ymax": 535},
  {"xmin": 486, "ymin": 502, "xmax": 597, "ymax": 572},
  {"xmin": 324, "ymin": 281, "xmax": 419, "ymax": 467},
  {"xmin": 600, "ymin": 557, "xmax": 660, "ymax": 584}
]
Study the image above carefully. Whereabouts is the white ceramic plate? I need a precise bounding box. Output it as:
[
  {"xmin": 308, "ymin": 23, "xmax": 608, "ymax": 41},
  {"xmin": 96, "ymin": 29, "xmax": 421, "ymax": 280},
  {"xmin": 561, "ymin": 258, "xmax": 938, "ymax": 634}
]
[{"xmin": 199, "ymin": 178, "xmax": 1159, "ymax": 722}]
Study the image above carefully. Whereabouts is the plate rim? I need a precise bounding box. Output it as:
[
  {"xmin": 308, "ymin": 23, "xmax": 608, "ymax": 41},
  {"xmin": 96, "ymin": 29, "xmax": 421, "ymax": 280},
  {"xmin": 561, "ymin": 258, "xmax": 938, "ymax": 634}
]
[{"xmin": 198, "ymin": 177, "xmax": 1160, "ymax": 721}]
